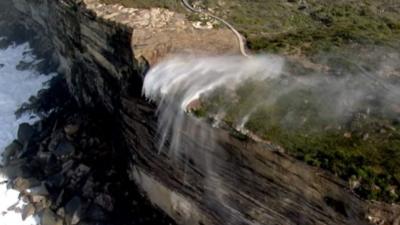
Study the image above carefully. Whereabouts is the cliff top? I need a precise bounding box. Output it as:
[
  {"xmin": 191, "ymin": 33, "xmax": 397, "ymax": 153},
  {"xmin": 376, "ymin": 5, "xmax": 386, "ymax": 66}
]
[{"xmin": 99, "ymin": 0, "xmax": 400, "ymax": 57}]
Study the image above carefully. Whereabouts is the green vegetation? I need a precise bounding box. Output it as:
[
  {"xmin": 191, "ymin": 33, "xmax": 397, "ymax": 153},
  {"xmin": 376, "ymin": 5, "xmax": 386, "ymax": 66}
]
[
  {"xmin": 200, "ymin": 0, "xmax": 400, "ymax": 55},
  {"xmin": 100, "ymin": 0, "xmax": 185, "ymax": 13},
  {"xmin": 99, "ymin": 0, "xmax": 400, "ymax": 55},
  {"xmin": 99, "ymin": 0, "xmax": 400, "ymax": 203},
  {"xmin": 196, "ymin": 76, "xmax": 400, "ymax": 203}
]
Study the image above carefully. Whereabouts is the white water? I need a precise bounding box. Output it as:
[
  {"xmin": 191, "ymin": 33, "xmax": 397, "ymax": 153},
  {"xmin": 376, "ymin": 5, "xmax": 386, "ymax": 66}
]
[
  {"xmin": 144, "ymin": 54, "xmax": 400, "ymax": 136},
  {"xmin": 143, "ymin": 55, "xmax": 287, "ymax": 225},
  {"xmin": 143, "ymin": 53, "xmax": 400, "ymax": 224},
  {"xmin": 143, "ymin": 55, "xmax": 284, "ymax": 110},
  {"xmin": 0, "ymin": 42, "xmax": 53, "ymax": 225}
]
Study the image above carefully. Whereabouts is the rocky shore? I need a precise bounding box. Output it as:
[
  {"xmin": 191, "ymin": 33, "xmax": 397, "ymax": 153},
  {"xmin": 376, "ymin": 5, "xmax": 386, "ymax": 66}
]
[
  {"xmin": 2, "ymin": 0, "xmax": 400, "ymax": 224},
  {"xmin": 1, "ymin": 75, "xmax": 176, "ymax": 225}
]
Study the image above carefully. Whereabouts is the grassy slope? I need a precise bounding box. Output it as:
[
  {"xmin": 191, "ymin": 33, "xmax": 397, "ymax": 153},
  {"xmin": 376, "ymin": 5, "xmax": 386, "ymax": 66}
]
[
  {"xmin": 200, "ymin": 0, "xmax": 400, "ymax": 55},
  {"xmin": 195, "ymin": 75, "xmax": 400, "ymax": 203},
  {"xmin": 100, "ymin": 0, "xmax": 400, "ymax": 54},
  {"xmin": 100, "ymin": 0, "xmax": 186, "ymax": 13}
]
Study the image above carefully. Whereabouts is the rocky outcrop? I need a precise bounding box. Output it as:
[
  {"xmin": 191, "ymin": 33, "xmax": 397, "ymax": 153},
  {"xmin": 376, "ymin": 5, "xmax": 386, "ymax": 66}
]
[
  {"xmin": 4, "ymin": 0, "xmax": 400, "ymax": 224},
  {"xmin": 7, "ymin": 0, "xmax": 238, "ymax": 111}
]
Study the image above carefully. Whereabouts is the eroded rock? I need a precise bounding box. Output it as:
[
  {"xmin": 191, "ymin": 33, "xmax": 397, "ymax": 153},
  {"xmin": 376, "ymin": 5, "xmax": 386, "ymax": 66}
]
[
  {"xmin": 53, "ymin": 141, "xmax": 75, "ymax": 159},
  {"xmin": 41, "ymin": 209, "xmax": 63, "ymax": 225},
  {"xmin": 17, "ymin": 123, "xmax": 35, "ymax": 144}
]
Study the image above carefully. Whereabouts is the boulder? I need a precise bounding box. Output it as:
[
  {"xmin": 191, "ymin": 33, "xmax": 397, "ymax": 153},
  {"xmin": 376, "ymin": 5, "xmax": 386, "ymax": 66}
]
[
  {"xmin": 64, "ymin": 124, "xmax": 80, "ymax": 137},
  {"xmin": 65, "ymin": 196, "xmax": 83, "ymax": 225},
  {"xmin": 53, "ymin": 141, "xmax": 75, "ymax": 159},
  {"xmin": 1, "ymin": 140, "xmax": 22, "ymax": 164},
  {"xmin": 12, "ymin": 177, "xmax": 40, "ymax": 192},
  {"xmin": 94, "ymin": 193, "xmax": 114, "ymax": 212},
  {"xmin": 2, "ymin": 158, "xmax": 30, "ymax": 178},
  {"xmin": 17, "ymin": 123, "xmax": 35, "ymax": 144},
  {"xmin": 21, "ymin": 203, "xmax": 35, "ymax": 221},
  {"xmin": 41, "ymin": 209, "xmax": 63, "ymax": 225}
]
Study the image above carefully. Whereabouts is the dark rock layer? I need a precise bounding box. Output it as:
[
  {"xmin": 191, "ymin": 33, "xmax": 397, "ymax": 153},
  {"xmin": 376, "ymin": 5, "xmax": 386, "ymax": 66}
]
[
  {"xmin": 2, "ymin": 76, "xmax": 176, "ymax": 225},
  {"xmin": 3, "ymin": 0, "xmax": 400, "ymax": 224}
]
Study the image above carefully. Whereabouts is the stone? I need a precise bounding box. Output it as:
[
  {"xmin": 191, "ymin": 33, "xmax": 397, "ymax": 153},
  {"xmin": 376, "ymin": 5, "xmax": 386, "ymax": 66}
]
[
  {"xmin": 344, "ymin": 132, "xmax": 352, "ymax": 138},
  {"xmin": 12, "ymin": 177, "xmax": 40, "ymax": 192},
  {"xmin": 53, "ymin": 141, "xmax": 75, "ymax": 159},
  {"xmin": 56, "ymin": 207, "xmax": 65, "ymax": 218},
  {"xmin": 44, "ymin": 154, "xmax": 61, "ymax": 175},
  {"xmin": 37, "ymin": 150, "xmax": 51, "ymax": 161},
  {"xmin": 21, "ymin": 203, "xmax": 35, "ymax": 221},
  {"xmin": 41, "ymin": 209, "xmax": 63, "ymax": 225},
  {"xmin": 64, "ymin": 124, "xmax": 80, "ymax": 136},
  {"xmin": 61, "ymin": 160, "xmax": 75, "ymax": 174},
  {"xmin": 2, "ymin": 159, "xmax": 29, "ymax": 179},
  {"xmin": 86, "ymin": 204, "xmax": 107, "ymax": 221},
  {"xmin": 29, "ymin": 183, "xmax": 49, "ymax": 196},
  {"xmin": 31, "ymin": 194, "xmax": 46, "ymax": 204},
  {"xmin": 45, "ymin": 172, "xmax": 65, "ymax": 188},
  {"xmin": 75, "ymin": 164, "xmax": 90, "ymax": 177},
  {"xmin": 17, "ymin": 123, "xmax": 35, "ymax": 144},
  {"xmin": 48, "ymin": 131, "xmax": 65, "ymax": 152},
  {"xmin": 16, "ymin": 142, "xmax": 34, "ymax": 159},
  {"xmin": 94, "ymin": 193, "xmax": 114, "ymax": 212},
  {"xmin": 16, "ymin": 61, "xmax": 33, "ymax": 71},
  {"xmin": 2, "ymin": 140, "xmax": 22, "ymax": 164},
  {"xmin": 65, "ymin": 196, "xmax": 82, "ymax": 225},
  {"xmin": 82, "ymin": 177, "xmax": 95, "ymax": 198},
  {"xmin": 55, "ymin": 189, "xmax": 65, "ymax": 208}
]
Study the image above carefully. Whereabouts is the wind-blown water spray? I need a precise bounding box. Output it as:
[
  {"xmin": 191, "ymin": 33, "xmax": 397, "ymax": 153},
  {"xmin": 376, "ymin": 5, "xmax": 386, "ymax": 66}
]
[
  {"xmin": 143, "ymin": 52, "xmax": 400, "ymax": 222},
  {"xmin": 143, "ymin": 55, "xmax": 286, "ymax": 224}
]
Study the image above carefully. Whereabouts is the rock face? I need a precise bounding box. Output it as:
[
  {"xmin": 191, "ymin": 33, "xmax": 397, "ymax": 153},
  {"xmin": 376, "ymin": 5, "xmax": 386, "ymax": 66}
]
[{"xmin": 3, "ymin": 0, "xmax": 400, "ymax": 224}]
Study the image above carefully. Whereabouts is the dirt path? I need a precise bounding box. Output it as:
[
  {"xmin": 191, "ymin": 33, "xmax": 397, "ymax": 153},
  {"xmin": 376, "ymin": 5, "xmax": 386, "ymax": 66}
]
[{"xmin": 181, "ymin": 0, "xmax": 249, "ymax": 57}]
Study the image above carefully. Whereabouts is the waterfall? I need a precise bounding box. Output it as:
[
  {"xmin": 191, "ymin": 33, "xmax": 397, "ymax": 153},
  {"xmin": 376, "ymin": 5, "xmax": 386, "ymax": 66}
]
[{"xmin": 142, "ymin": 53, "xmax": 400, "ymax": 224}]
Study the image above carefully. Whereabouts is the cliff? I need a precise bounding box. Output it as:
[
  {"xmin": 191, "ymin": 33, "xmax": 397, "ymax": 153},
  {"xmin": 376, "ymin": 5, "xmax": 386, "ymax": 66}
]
[{"xmin": 4, "ymin": 0, "xmax": 400, "ymax": 224}]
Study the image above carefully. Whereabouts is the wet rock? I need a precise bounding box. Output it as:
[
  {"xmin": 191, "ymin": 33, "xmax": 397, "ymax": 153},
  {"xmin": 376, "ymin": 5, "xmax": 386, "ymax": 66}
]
[
  {"xmin": 36, "ymin": 151, "xmax": 51, "ymax": 164},
  {"xmin": 16, "ymin": 142, "xmax": 35, "ymax": 159},
  {"xmin": 17, "ymin": 123, "xmax": 35, "ymax": 144},
  {"xmin": 16, "ymin": 61, "xmax": 34, "ymax": 71},
  {"xmin": 2, "ymin": 140, "xmax": 22, "ymax": 164},
  {"xmin": 56, "ymin": 207, "xmax": 65, "ymax": 218},
  {"xmin": 62, "ymin": 160, "xmax": 75, "ymax": 175},
  {"xmin": 75, "ymin": 164, "xmax": 90, "ymax": 177},
  {"xmin": 65, "ymin": 196, "xmax": 83, "ymax": 225},
  {"xmin": 12, "ymin": 177, "xmax": 40, "ymax": 192},
  {"xmin": 86, "ymin": 204, "xmax": 107, "ymax": 221},
  {"xmin": 82, "ymin": 177, "xmax": 95, "ymax": 198},
  {"xmin": 21, "ymin": 203, "xmax": 35, "ymax": 220},
  {"xmin": 55, "ymin": 189, "xmax": 65, "ymax": 209},
  {"xmin": 64, "ymin": 124, "xmax": 80, "ymax": 137},
  {"xmin": 7, "ymin": 202, "xmax": 19, "ymax": 212},
  {"xmin": 33, "ymin": 195, "xmax": 51, "ymax": 213},
  {"xmin": 31, "ymin": 194, "xmax": 47, "ymax": 204},
  {"xmin": 29, "ymin": 184, "xmax": 49, "ymax": 206},
  {"xmin": 30, "ymin": 183, "xmax": 49, "ymax": 196},
  {"xmin": 53, "ymin": 141, "xmax": 75, "ymax": 159},
  {"xmin": 94, "ymin": 193, "xmax": 114, "ymax": 212},
  {"xmin": 44, "ymin": 154, "xmax": 61, "ymax": 175},
  {"xmin": 41, "ymin": 209, "xmax": 63, "ymax": 225},
  {"xmin": 45, "ymin": 172, "xmax": 65, "ymax": 188},
  {"xmin": 2, "ymin": 158, "xmax": 30, "ymax": 178},
  {"xmin": 48, "ymin": 131, "xmax": 65, "ymax": 152}
]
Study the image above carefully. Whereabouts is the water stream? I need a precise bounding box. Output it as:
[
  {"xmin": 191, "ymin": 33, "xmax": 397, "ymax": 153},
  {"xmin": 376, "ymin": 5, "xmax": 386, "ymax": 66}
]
[{"xmin": 143, "ymin": 53, "xmax": 400, "ymax": 224}]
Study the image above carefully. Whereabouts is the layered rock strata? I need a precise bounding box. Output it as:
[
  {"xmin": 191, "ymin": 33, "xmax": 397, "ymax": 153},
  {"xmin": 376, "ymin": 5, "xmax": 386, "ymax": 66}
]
[{"xmin": 4, "ymin": 0, "xmax": 400, "ymax": 224}]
